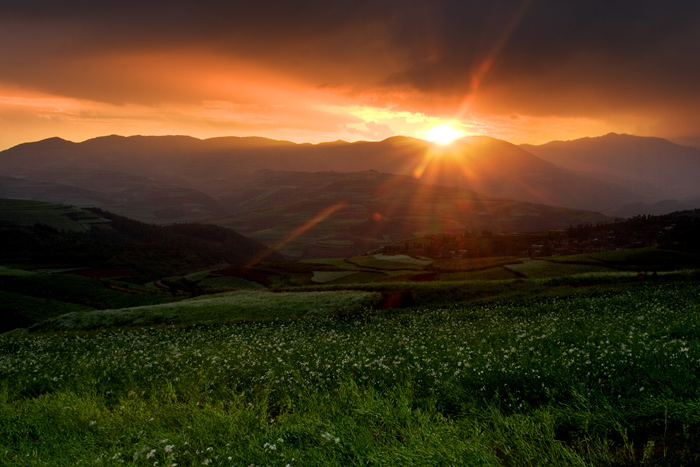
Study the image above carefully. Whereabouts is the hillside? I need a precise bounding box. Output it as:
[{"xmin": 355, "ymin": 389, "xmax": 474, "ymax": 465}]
[
  {"xmin": 0, "ymin": 169, "xmax": 225, "ymax": 224},
  {"xmin": 522, "ymin": 133, "xmax": 700, "ymax": 212},
  {"xmin": 211, "ymin": 170, "xmax": 611, "ymax": 258},
  {"xmin": 0, "ymin": 199, "xmax": 281, "ymax": 280}
]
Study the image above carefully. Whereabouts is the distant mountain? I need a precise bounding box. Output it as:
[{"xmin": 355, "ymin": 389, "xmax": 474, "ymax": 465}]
[
  {"xmin": 210, "ymin": 170, "xmax": 611, "ymax": 259},
  {"xmin": 671, "ymin": 136, "xmax": 700, "ymax": 150},
  {"xmin": 0, "ymin": 134, "xmax": 643, "ymax": 215},
  {"xmin": 606, "ymin": 197, "xmax": 700, "ymax": 218},
  {"xmin": 522, "ymin": 133, "xmax": 700, "ymax": 205}
]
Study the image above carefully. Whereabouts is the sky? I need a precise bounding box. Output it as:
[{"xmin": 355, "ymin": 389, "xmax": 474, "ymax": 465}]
[{"xmin": 2, "ymin": 0, "xmax": 700, "ymax": 150}]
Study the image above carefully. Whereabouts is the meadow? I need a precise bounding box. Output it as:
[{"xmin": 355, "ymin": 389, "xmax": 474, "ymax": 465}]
[{"xmin": 2, "ymin": 273, "xmax": 700, "ymax": 465}]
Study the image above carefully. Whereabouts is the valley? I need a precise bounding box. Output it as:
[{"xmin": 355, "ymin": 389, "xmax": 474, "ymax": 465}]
[{"xmin": 2, "ymin": 133, "xmax": 700, "ymax": 466}]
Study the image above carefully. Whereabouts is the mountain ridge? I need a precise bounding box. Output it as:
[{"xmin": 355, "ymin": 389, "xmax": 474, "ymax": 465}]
[
  {"xmin": 521, "ymin": 133, "xmax": 700, "ymax": 204},
  {"xmin": 2, "ymin": 132, "xmax": 698, "ymax": 220},
  {"xmin": 0, "ymin": 133, "xmax": 644, "ymax": 211}
]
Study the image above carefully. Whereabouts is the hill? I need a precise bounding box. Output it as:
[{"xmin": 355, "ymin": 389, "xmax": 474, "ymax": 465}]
[
  {"xmin": 211, "ymin": 170, "xmax": 611, "ymax": 258},
  {"xmin": 0, "ymin": 199, "xmax": 281, "ymax": 280},
  {"xmin": 522, "ymin": 133, "xmax": 700, "ymax": 214},
  {"xmin": 0, "ymin": 169, "xmax": 225, "ymax": 224}
]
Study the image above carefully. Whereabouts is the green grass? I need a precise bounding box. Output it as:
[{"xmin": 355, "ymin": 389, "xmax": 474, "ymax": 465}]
[
  {"xmin": 0, "ymin": 198, "xmax": 104, "ymax": 232},
  {"xmin": 440, "ymin": 267, "xmax": 520, "ymax": 281},
  {"xmin": 0, "ymin": 271, "xmax": 175, "ymax": 331},
  {"xmin": 198, "ymin": 276, "xmax": 267, "ymax": 289},
  {"xmin": 371, "ymin": 254, "xmax": 432, "ymax": 266},
  {"xmin": 346, "ymin": 255, "xmax": 430, "ymax": 271},
  {"xmin": 325, "ymin": 271, "xmax": 388, "ymax": 284},
  {"xmin": 432, "ymin": 256, "xmax": 523, "ymax": 272},
  {"xmin": 2, "ymin": 278, "xmax": 700, "ymax": 465},
  {"xmin": 505, "ymin": 259, "xmax": 613, "ymax": 279},
  {"xmin": 302, "ymin": 258, "xmax": 362, "ymax": 270},
  {"xmin": 28, "ymin": 290, "xmax": 383, "ymax": 332},
  {"xmin": 274, "ymin": 249, "xmax": 699, "ymax": 286},
  {"xmin": 547, "ymin": 247, "xmax": 700, "ymax": 271},
  {"xmin": 311, "ymin": 270, "xmax": 359, "ymax": 283},
  {"xmin": 183, "ymin": 270, "xmax": 212, "ymax": 282},
  {"xmin": 0, "ymin": 266, "xmax": 35, "ymax": 277},
  {"xmin": 0, "ymin": 290, "xmax": 92, "ymax": 333}
]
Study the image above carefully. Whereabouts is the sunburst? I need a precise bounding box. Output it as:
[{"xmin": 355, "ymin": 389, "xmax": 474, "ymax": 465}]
[{"xmin": 422, "ymin": 124, "xmax": 466, "ymax": 145}]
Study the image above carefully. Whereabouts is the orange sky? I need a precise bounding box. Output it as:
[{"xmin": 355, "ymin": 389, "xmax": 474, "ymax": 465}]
[{"xmin": 2, "ymin": 1, "xmax": 700, "ymax": 150}]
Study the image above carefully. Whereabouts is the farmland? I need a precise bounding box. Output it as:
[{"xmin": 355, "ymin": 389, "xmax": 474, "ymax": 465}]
[
  {"xmin": 3, "ymin": 200, "xmax": 700, "ymax": 465},
  {"xmin": 2, "ymin": 272, "xmax": 700, "ymax": 465},
  {"xmin": 166, "ymin": 246, "xmax": 700, "ymax": 293}
]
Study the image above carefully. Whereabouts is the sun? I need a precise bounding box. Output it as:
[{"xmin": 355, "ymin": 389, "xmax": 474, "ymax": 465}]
[{"xmin": 422, "ymin": 124, "xmax": 466, "ymax": 145}]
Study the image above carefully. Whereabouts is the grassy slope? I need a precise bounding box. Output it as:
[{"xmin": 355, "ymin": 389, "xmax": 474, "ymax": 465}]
[
  {"xmin": 346, "ymin": 255, "xmax": 430, "ymax": 271},
  {"xmin": 25, "ymin": 269, "xmax": 693, "ymax": 333},
  {"xmin": 0, "ymin": 268, "xmax": 175, "ymax": 332},
  {"xmin": 0, "ymin": 199, "xmax": 103, "ymax": 232},
  {"xmin": 548, "ymin": 247, "xmax": 700, "ymax": 270},
  {"xmin": 28, "ymin": 290, "xmax": 383, "ymax": 332},
  {"xmin": 440, "ymin": 267, "xmax": 520, "ymax": 281},
  {"xmin": 505, "ymin": 259, "xmax": 613, "ymax": 279},
  {"xmin": 2, "ymin": 276, "xmax": 700, "ymax": 465}
]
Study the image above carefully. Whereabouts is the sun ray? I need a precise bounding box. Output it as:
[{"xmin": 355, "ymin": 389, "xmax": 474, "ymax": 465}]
[
  {"xmin": 246, "ymin": 201, "xmax": 348, "ymax": 266},
  {"xmin": 421, "ymin": 124, "xmax": 466, "ymax": 145}
]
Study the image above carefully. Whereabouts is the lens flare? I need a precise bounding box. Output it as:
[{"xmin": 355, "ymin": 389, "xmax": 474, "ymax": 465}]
[{"xmin": 247, "ymin": 201, "xmax": 348, "ymax": 265}]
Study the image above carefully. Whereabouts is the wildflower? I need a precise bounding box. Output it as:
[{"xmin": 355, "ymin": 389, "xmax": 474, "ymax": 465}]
[
  {"xmin": 146, "ymin": 449, "xmax": 157, "ymax": 459},
  {"xmin": 165, "ymin": 445, "xmax": 174, "ymax": 453}
]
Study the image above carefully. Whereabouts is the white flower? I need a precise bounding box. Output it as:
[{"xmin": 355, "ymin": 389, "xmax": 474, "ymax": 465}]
[
  {"xmin": 165, "ymin": 445, "xmax": 174, "ymax": 453},
  {"xmin": 146, "ymin": 449, "xmax": 157, "ymax": 459}
]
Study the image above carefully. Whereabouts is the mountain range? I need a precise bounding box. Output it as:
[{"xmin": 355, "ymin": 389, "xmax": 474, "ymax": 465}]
[
  {"xmin": 1, "ymin": 133, "xmax": 698, "ymax": 257},
  {"xmin": 522, "ymin": 133, "xmax": 700, "ymax": 216}
]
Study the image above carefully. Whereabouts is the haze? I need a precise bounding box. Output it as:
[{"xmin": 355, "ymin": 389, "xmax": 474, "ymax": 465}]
[{"xmin": 2, "ymin": 0, "xmax": 700, "ymax": 150}]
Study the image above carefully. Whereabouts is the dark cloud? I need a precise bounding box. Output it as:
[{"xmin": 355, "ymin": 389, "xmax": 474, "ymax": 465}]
[
  {"xmin": 1, "ymin": 0, "xmax": 699, "ymax": 137},
  {"xmin": 380, "ymin": 1, "xmax": 700, "ymax": 111}
]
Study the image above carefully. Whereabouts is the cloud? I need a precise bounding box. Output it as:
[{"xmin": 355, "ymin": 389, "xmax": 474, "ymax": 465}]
[
  {"xmin": 343, "ymin": 121, "xmax": 395, "ymax": 141},
  {"xmin": 1, "ymin": 0, "xmax": 699, "ymax": 144}
]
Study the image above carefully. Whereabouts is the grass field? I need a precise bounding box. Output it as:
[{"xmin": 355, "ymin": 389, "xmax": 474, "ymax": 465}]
[
  {"xmin": 547, "ymin": 248, "xmax": 700, "ymax": 271},
  {"xmin": 310, "ymin": 270, "xmax": 359, "ymax": 283},
  {"xmin": 302, "ymin": 258, "xmax": 362, "ymax": 270},
  {"xmin": 440, "ymin": 267, "xmax": 520, "ymax": 281},
  {"xmin": 324, "ymin": 271, "xmax": 388, "ymax": 284},
  {"xmin": 505, "ymin": 259, "xmax": 613, "ymax": 279},
  {"xmin": 2, "ymin": 274, "xmax": 700, "ymax": 465},
  {"xmin": 173, "ymin": 248, "xmax": 698, "ymax": 293},
  {"xmin": 432, "ymin": 256, "xmax": 523, "ymax": 272},
  {"xmin": 198, "ymin": 276, "xmax": 267, "ymax": 289},
  {"xmin": 0, "ymin": 269, "xmax": 175, "ymax": 331},
  {"xmin": 346, "ymin": 254, "xmax": 431, "ymax": 271},
  {"xmin": 27, "ymin": 289, "xmax": 383, "ymax": 332},
  {"xmin": 0, "ymin": 198, "xmax": 107, "ymax": 232}
]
